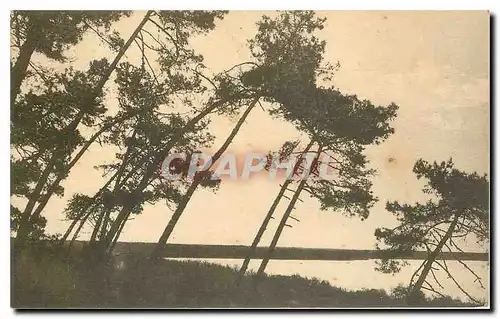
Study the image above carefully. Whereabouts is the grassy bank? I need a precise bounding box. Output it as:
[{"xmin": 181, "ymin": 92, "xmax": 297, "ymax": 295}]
[{"xmin": 11, "ymin": 245, "xmax": 480, "ymax": 308}]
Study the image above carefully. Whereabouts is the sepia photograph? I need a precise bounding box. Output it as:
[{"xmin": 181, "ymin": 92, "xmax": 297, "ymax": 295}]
[{"xmin": 10, "ymin": 9, "xmax": 490, "ymax": 309}]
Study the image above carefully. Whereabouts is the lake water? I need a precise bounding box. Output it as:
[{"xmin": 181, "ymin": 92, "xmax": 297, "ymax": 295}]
[{"xmin": 168, "ymin": 258, "xmax": 489, "ymax": 303}]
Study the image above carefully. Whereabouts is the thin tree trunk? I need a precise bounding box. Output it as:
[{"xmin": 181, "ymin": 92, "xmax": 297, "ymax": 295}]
[
  {"xmin": 101, "ymin": 206, "xmax": 129, "ymax": 250},
  {"xmin": 90, "ymin": 157, "xmax": 142, "ymax": 248},
  {"xmin": 108, "ymin": 212, "xmax": 128, "ymax": 254},
  {"xmin": 15, "ymin": 157, "xmax": 57, "ymax": 244},
  {"xmin": 57, "ymin": 162, "xmax": 123, "ymax": 253},
  {"xmin": 150, "ymin": 97, "xmax": 260, "ymax": 261},
  {"xmin": 15, "ymin": 12, "xmax": 153, "ymax": 244},
  {"xmin": 89, "ymin": 210, "xmax": 106, "ymax": 244},
  {"xmin": 238, "ymin": 139, "xmax": 315, "ymax": 277},
  {"xmin": 98, "ymin": 210, "xmax": 111, "ymax": 241},
  {"xmin": 101, "ymin": 96, "xmax": 229, "ymax": 251},
  {"xmin": 68, "ymin": 211, "xmax": 93, "ymax": 248},
  {"xmin": 97, "ymin": 154, "xmax": 154, "ymax": 249},
  {"xmin": 407, "ymin": 214, "xmax": 460, "ymax": 305},
  {"xmin": 58, "ymin": 212, "xmax": 86, "ymax": 248},
  {"xmin": 101, "ymin": 96, "xmax": 253, "ymax": 253},
  {"xmin": 256, "ymin": 145, "xmax": 320, "ymax": 277},
  {"xmin": 100, "ymin": 144, "xmax": 170, "ymax": 249},
  {"xmin": 35, "ymin": 112, "xmax": 138, "ymax": 226},
  {"xmin": 90, "ymin": 129, "xmax": 138, "ymax": 244}
]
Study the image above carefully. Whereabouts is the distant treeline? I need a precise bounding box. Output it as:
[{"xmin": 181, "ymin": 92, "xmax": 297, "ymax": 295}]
[{"xmin": 107, "ymin": 242, "xmax": 489, "ymax": 261}]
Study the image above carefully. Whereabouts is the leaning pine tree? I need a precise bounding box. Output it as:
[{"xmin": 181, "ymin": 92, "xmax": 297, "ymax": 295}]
[
  {"xmin": 239, "ymin": 83, "xmax": 398, "ymax": 278},
  {"xmin": 150, "ymin": 11, "xmax": 337, "ymax": 261},
  {"xmin": 58, "ymin": 11, "xmax": 228, "ymax": 256},
  {"xmin": 14, "ymin": 11, "xmax": 227, "ymax": 248},
  {"xmin": 12, "ymin": 11, "xmax": 148, "ymax": 246},
  {"xmin": 375, "ymin": 158, "xmax": 489, "ymax": 306},
  {"xmin": 10, "ymin": 10, "xmax": 130, "ymax": 105}
]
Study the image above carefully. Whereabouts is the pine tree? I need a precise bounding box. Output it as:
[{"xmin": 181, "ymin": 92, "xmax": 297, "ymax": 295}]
[
  {"xmin": 11, "ymin": 11, "xmax": 130, "ymax": 105},
  {"xmin": 12, "ymin": 11, "xmax": 153, "ymax": 246},
  {"xmin": 57, "ymin": 11, "xmax": 228, "ymax": 256},
  {"xmin": 252, "ymin": 85, "xmax": 398, "ymax": 277},
  {"xmin": 375, "ymin": 158, "xmax": 489, "ymax": 305},
  {"xmin": 150, "ymin": 11, "xmax": 336, "ymax": 261}
]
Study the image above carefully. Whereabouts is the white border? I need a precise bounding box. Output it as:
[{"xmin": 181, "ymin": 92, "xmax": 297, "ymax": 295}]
[{"xmin": 3, "ymin": 2, "xmax": 499, "ymax": 10}]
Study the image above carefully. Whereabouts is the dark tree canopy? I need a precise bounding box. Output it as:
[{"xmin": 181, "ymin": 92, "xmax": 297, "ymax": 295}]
[
  {"xmin": 11, "ymin": 11, "xmax": 129, "ymax": 61},
  {"xmin": 376, "ymin": 158, "xmax": 489, "ymax": 262}
]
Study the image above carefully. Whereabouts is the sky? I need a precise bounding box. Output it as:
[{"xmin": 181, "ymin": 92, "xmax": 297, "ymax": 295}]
[{"xmin": 13, "ymin": 11, "xmax": 490, "ymax": 301}]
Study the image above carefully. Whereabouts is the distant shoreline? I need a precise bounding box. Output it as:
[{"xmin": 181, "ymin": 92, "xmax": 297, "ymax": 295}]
[{"xmin": 91, "ymin": 241, "xmax": 488, "ymax": 261}]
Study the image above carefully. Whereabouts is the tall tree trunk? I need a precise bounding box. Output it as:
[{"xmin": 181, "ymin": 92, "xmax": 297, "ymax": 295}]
[
  {"xmin": 101, "ymin": 206, "xmax": 130, "ymax": 251},
  {"xmin": 15, "ymin": 157, "xmax": 57, "ymax": 245},
  {"xmin": 98, "ymin": 210, "xmax": 112, "ymax": 241},
  {"xmin": 59, "ymin": 214, "xmax": 83, "ymax": 247},
  {"xmin": 68, "ymin": 211, "xmax": 92, "ymax": 248},
  {"xmin": 57, "ymin": 157, "xmax": 128, "ymax": 252},
  {"xmin": 15, "ymin": 11, "xmax": 153, "ymax": 244},
  {"xmin": 108, "ymin": 214, "xmax": 128, "ymax": 254},
  {"xmin": 90, "ymin": 129, "xmax": 138, "ymax": 244},
  {"xmin": 11, "ymin": 32, "xmax": 36, "ymax": 107},
  {"xmin": 59, "ymin": 208, "xmax": 95, "ymax": 250},
  {"xmin": 256, "ymin": 144, "xmax": 320, "ymax": 277},
  {"xmin": 406, "ymin": 214, "xmax": 460, "ymax": 305},
  {"xmin": 238, "ymin": 139, "xmax": 315, "ymax": 277},
  {"xmin": 150, "ymin": 97, "xmax": 260, "ymax": 262},
  {"xmin": 30, "ymin": 112, "xmax": 137, "ymax": 225},
  {"xmin": 89, "ymin": 210, "xmax": 106, "ymax": 244}
]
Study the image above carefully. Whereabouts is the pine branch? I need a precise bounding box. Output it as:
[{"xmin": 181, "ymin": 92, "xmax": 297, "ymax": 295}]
[
  {"xmin": 141, "ymin": 28, "xmax": 168, "ymax": 51},
  {"xmin": 134, "ymin": 33, "xmax": 160, "ymax": 87},
  {"xmin": 429, "ymin": 267, "xmax": 444, "ymax": 289},
  {"xmin": 147, "ymin": 17, "xmax": 180, "ymax": 60},
  {"xmin": 421, "ymin": 282, "xmax": 447, "ymax": 299},
  {"xmin": 435, "ymin": 260, "xmax": 481, "ymax": 304},
  {"xmin": 83, "ymin": 20, "xmax": 117, "ymax": 51}
]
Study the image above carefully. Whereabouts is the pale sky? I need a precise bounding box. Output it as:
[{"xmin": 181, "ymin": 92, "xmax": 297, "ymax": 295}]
[{"xmin": 13, "ymin": 11, "xmax": 490, "ymax": 302}]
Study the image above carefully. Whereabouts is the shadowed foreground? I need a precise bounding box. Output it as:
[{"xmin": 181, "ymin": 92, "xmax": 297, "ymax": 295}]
[{"xmin": 11, "ymin": 245, "xmax": 481, "ymax": 309}]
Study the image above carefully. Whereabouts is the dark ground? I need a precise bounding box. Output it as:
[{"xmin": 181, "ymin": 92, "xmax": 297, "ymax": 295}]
[{"xmin": 11, "ymin": 244, "xmax": 482, "ymax": 309}]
